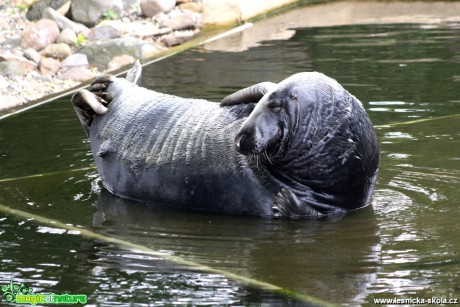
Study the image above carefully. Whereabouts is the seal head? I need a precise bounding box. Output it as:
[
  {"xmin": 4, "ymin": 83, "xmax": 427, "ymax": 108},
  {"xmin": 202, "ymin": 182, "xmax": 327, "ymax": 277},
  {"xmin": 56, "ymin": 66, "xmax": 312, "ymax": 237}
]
[{"xmin": 229, "ymin": 72, "xmax": 380, "ymax": 215}]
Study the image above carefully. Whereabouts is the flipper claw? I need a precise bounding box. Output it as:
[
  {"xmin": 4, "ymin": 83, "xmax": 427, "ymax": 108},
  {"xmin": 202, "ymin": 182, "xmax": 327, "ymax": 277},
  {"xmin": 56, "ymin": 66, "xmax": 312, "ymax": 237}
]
[
  {"xmin": 273, "ymin": 188, "xmax": 324, "ymax": 219},
  {"xmin": 71, "ymin": 89, "xmax": 109, "ymax": 136}
]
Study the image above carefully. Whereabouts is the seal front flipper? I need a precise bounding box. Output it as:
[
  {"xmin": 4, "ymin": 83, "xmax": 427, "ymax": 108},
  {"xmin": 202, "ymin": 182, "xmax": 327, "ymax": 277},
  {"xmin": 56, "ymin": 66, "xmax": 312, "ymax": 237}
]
[
  {"xmin": 88, "ymin": 61, "xmax": 142, "ymax": 104},
  {"xmin": 273, "ymin": 188, "xmax": 326, "ymax": 219},
  {"xmin": 273, "ymin": 188, "xmax": 348, "ymax": 218},
  {"xmin": 97, "ymin": 139, "xmax": 112, "ymax": 158},
  {"xmin": 88, "ymin": 75, "xmax": 116, "ymax": 104},
  {"xmin": 220, "ymin": 82, "xmax": 277, "ymax": 106}
]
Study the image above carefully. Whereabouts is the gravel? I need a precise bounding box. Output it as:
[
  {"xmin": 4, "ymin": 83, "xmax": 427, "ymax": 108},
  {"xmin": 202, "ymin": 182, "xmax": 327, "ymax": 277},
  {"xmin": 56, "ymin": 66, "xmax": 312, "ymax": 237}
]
[
  {"xmin": 0, "ymin": 0, "xmax": 202, "ymax": 113},
  {"xmin": 0, "ymin": 1, "xmax": 81, "ymax": 112}
]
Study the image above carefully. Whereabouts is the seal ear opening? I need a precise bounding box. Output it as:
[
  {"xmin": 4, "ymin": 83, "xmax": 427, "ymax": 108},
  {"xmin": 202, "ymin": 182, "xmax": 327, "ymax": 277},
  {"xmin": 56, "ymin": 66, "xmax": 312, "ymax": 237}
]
[
  {"xmin": 71, "ymin": 89, "xmax": 108, "ymax": 136},
  {"xmin": 220, "ymin": 82, "xmax": 276, "ymax": 106}
]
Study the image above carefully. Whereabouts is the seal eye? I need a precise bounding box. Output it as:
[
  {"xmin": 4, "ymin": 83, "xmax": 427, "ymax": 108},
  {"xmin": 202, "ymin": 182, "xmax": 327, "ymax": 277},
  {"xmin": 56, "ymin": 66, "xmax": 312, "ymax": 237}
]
[{"xmin": 267, "ymin": 101, "xmax": 282, "ymax": 113}]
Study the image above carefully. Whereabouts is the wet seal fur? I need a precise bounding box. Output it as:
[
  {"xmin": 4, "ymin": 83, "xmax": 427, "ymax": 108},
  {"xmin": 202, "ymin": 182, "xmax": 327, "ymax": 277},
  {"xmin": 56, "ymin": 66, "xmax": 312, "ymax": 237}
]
[{"xmin": 72, "ymin": 62, "xmax": 379, "ymax": 218}]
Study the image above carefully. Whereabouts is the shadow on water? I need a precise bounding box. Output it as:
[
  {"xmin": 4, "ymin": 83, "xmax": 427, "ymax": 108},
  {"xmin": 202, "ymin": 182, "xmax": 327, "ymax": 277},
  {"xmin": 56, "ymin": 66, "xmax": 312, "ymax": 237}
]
[
  {"xmin": 94, "ymin": 189, "xmax": 380, "ymax": 304},
  {"xmin": 1, "ymin": 1, "xmax": 460, "ymax": 305}
]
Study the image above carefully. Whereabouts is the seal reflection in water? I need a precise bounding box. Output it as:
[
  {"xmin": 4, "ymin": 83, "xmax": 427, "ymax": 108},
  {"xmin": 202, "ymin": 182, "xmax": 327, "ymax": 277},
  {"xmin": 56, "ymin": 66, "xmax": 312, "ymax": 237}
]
[{"xmin": 72, "ymin": 62, "xmax": 379, "ymax": 218}]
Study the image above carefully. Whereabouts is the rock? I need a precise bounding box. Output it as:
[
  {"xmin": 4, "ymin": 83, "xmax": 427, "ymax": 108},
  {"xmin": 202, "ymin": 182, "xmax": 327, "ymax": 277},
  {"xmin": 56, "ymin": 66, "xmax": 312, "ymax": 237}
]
[
  {"xmin": 152, "ymin": 12, "xmax": 169, "ymax": 24},
  {"xmin": 40, "ymin": 43, "xmax": 72, "ymax": 60},
  {"xmin": 21, "ymin": 19, "xmax": 60, "ymax": 51},
  {"xmin": 160, "ymin": 9, "xmax": 201, "ymax": 30},
  {"xmin": 123, "ymin": 20, "xmax": 168, "ymax": 37},
  {"xmin": 0, "ymin": 94, "xmax": 18, "ymax": 111},
  {"xmin": 129, "ymin": 20, "xmax": 161, "ymax": 36},
  {"xmin": 79, "ymin": 37, "xmax": 165, "ymax": 67},
  {"xmin": 57, "ymin": 0, "xmax": 71, "ymax": 15},
  {"xmin": 43, "ymin": 7, "xmax": 91, "ymax": 37},
  {"xmin": 24, "ymin": 48, "xmax": 41, "ymax": 64},
  {"xmin": 88, "ymin": 25, "xmax": 121, "ymax": 41},
  {"xmin": 71, "ymin": 0, "xmax": 124, "ymax": 27},
  {"xmin": 0, "ymin": 77, "xmax": 7, "ymax": 91},
  {"xmin": 26, "ymin": 0, "xmax": 69, "ymax": 21},
  {"xmin": 122, "ymin": 0, "xmax": 140, "ymax": 10},
  {"xmin": 96, "ymin": 20, "xmax": 131, "ymax": 35},
  {"xmin": 58, "ymin": 66, "xmax": 94, "ymax": 81},
  {"xmin": 57, "ymin": 28, "xmax": 77, "ymax": 45},
  {"xmin": 140, "ymin": 0, "xmax": 175, "ymax": 17},
  {"xmin": 0, "ymin": 62, "xmax": 25, "ymax": 76},
  {"xmin": 159, "ymin": 30, "xmax": 195, "ymax": 47},
  {"xmin": 151, "ymin": 27, "xmax": 173, "ymax": 36},
  {"xmin": 0, "ymin": 76, "xmax": 9, "ymax": 90},
  {"xmin": 0, "ymin": 54, "xmax": 37, "ymax": 75},
  {"xmin": 12, "ymin": 50, "xmax": 24, "ymax": 58},
  {"xmin": 179, "ymin": 2, "xmax": 203, "ymax": 13},
  {"xmin": 61, "ymin": 53, "xmax": 89, "ymax": 68},
  {"xmin": 97, "ymin": 20, "xmax": 170, "ymax": 37},
  {"xmin": 108, "ymin": 54, "xmax": 136, "ymax": 70},
  {"xmin": 39, "ymin": 57, "xmax": 61, "ymax": 76}
]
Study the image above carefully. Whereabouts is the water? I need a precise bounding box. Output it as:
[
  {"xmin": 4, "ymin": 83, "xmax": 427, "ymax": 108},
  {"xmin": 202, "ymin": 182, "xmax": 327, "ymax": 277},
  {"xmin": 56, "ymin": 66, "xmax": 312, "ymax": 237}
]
[{"xmin": 1, "ymin": 7, "xmax": 459, "ymax": 306}]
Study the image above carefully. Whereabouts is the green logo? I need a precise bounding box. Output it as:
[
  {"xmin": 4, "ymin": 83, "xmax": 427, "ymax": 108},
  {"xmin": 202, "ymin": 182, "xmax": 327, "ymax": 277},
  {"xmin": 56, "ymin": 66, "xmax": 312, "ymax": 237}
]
[{"xmin": 1, "ymin": 280, "xmax": 87, "ymax": 305}]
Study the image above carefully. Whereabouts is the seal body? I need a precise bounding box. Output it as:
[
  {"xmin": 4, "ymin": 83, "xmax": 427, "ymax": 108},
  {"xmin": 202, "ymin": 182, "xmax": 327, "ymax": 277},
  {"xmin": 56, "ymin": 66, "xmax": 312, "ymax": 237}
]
[
  {"xmin": 72, "ymin": 65, "xmax": 379, "ymax": 218},
  {"xmin": 88, "ymin": 78, "xmax": 276, "ymax": 216}
]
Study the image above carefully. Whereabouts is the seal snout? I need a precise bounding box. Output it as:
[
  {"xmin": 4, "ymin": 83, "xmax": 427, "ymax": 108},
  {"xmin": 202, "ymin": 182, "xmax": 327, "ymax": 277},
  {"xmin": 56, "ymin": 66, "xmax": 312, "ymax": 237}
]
[
  {"xmin": 234, "ymin": 127, "xmax": 275, "ymax": 156},
  {"xmin": 235, "ymin": 113, "xmax": 284, "ymax": 156}
]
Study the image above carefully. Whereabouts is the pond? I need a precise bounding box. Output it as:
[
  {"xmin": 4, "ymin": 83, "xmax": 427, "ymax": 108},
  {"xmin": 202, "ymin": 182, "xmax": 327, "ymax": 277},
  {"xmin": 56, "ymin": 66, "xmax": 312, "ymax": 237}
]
[{"xmin": 1, "ymin": 2, "xmax": 459, "ymax": 306}]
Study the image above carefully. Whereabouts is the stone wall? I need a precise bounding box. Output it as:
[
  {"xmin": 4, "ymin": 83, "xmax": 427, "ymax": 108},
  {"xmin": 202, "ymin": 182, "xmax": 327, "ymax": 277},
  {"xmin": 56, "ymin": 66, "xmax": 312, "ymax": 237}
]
[{"xmin": 203, "ymin": 0, "xmax": 301, "ymax": 26}]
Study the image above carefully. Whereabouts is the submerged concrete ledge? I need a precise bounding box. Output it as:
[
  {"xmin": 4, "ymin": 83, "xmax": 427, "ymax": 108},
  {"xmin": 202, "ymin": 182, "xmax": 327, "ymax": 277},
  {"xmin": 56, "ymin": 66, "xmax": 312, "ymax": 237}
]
[
  {"xmin": 204, "ymin": 0, "xmax": 460, "ymax": 52},
  {"xmin": 202, "ymin": 0, "xmax": 304, "ymax": 26},
  {"xmin": 202, "ymin": 0, "xmax": 460, "ymax": 26}
]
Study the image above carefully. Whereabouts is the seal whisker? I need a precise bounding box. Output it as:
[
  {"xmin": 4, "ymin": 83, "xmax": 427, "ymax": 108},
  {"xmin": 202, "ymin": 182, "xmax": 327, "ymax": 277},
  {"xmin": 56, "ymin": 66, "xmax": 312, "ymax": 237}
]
[
  {"xmin": 292, "ymin": 98, "xmax": 300, "ymax": 137},
  {"xmin": 264, "ymin": 151, "xmax": 273, "ymax": 165},
  {"xmin": 253, "ymin": 152, "xmax": 260, "ymax": 170}
]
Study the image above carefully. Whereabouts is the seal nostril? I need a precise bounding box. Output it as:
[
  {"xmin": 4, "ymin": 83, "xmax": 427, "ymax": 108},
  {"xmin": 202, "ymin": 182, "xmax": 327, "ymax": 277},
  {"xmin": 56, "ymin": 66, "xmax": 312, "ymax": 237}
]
[
  {"xmin": 235, "ymin": 134, "xmax": 242, "ymax": 150},
  {"xmin": 235, "ymin": 133, "xmax": 246, "ymax": 153}
]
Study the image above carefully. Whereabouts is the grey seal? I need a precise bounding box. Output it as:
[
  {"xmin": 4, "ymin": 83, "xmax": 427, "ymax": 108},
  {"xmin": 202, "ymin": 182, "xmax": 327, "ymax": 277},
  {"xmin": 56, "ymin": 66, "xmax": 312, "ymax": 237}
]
[{"xmin": 71, "ymin": 62, "xmax": 379, "ymax": 218}]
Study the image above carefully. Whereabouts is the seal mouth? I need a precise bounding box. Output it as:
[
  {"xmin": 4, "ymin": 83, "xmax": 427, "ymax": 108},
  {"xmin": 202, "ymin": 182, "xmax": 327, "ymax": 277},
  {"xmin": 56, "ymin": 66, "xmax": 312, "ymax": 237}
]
[
  {"xmin": 265, "ymin": 124, "xmax": 290, "ymax": 160},
  {"xmin": 264, "ymin": 125, "xmax": 284, "ymax": 155}
]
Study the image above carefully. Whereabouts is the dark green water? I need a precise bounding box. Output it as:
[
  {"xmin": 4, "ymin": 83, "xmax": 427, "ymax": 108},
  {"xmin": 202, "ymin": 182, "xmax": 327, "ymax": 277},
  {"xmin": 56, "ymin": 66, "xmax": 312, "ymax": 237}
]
[{"xmin": 1, "ymin": 20, "xmax": 459, "ymax": 305}]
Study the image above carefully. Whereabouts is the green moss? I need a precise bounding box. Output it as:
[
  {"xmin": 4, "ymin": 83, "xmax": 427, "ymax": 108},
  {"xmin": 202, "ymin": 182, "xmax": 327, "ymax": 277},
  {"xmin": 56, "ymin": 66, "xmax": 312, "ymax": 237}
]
[
  {"xmin": 101, "ymin": 8, "xmax": 120, "ymax": 20},
  {"xmin": 16, "ymin": 4, "xmax": 29, "ymax": 11},
  {"xmin": 75, "ymin": 33, "xmax": 87, "ymax": 48}
]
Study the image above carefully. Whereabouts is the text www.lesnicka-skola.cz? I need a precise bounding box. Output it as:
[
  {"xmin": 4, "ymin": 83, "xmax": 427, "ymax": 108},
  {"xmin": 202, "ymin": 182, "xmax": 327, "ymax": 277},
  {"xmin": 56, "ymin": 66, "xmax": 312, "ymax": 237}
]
[{"xmin": 374, "ymin": 297, "xmax": 459, "ymax": 305}]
